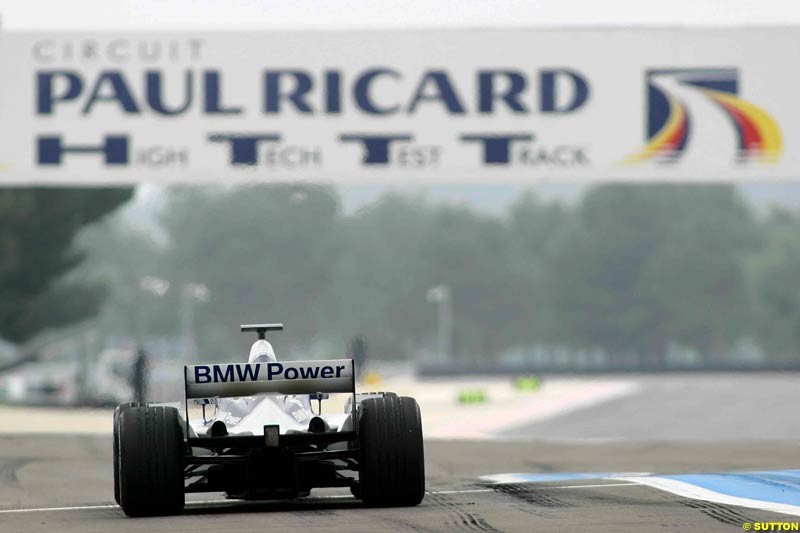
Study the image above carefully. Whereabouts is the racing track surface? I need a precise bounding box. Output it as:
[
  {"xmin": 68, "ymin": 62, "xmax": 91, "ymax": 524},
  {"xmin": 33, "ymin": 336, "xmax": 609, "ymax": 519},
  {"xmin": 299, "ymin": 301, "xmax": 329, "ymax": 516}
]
[
  {"xmin": 0, "ymin": 435, "xmax": 797, "ymax": 532},
  {"xmin": 503, "ymin": 373, "xmax": 800, "ymax": 441}
]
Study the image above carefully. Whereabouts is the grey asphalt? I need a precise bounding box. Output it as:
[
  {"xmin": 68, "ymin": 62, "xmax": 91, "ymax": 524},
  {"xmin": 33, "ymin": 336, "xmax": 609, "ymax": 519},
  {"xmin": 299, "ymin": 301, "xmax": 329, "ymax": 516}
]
[
  {"xmin": 0, "ymin": 436, "xmax": 795, "ymax": 531},
  {"xmin": 1, "ymin": 373, "xmax": 799, "ymax": 532},
  {"xmin": 504, "ymin": 372, "xmax": 800, "ymax": 441}
]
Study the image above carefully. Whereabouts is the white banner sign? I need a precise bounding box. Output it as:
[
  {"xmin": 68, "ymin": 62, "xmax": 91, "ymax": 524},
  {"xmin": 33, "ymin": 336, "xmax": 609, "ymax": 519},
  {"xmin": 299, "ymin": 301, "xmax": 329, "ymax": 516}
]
[{"xmin": 0, "ymin": 29, "xmax": 798, "ymax": 183}]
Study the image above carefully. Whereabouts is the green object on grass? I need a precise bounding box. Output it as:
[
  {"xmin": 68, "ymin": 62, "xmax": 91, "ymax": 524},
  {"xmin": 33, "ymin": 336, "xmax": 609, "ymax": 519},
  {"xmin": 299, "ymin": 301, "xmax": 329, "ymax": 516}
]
[
  {"xmin": 457, "ymin": 389, "xmax": 487, "ymax": 404},
  {"xmin": 514, "ymin": 376, "xmax": 541, "ymax": 392}
]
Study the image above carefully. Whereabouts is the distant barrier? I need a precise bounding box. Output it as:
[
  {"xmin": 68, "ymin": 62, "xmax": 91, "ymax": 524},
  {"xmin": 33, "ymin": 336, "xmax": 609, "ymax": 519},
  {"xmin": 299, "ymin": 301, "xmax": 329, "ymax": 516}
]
[{"xmin": 417, "ymin": 361, "xmax": 800, "ymax": 377}]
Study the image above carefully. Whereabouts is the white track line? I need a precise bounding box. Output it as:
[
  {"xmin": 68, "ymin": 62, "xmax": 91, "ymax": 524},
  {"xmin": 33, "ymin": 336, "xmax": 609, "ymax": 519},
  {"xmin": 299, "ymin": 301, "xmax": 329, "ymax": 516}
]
[
  {"xmin": 427, "ymin": 489, "xmax": 493, "ymax": 495},
  {"xmin": 0, "ymin": 484, "xmax": 640, "ymax": 515},
  {"xmin": 0, "ymin": 504, "xmax": 119, "ymax": 514},
  {"xmin": 616, "ymin": 476, "xmax": 800, "ymax": 517},
  {"xmin": 550, "ymin": 482, "xmax": 638, "ymax": 489}
]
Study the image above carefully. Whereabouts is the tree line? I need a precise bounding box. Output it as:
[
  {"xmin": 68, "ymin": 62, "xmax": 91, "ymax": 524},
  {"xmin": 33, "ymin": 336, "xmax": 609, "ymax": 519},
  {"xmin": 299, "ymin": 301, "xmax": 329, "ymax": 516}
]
[{"xmin": 25, "ymin": 184, "xmax": 800, "ymax": 368}]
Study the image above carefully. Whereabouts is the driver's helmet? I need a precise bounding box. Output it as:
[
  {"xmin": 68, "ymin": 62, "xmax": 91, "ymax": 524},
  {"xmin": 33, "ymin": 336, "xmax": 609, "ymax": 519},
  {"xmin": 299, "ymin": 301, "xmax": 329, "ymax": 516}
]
[{"xmin": 248, "ymin": 339, "xmax": 277, "ymax": 364}]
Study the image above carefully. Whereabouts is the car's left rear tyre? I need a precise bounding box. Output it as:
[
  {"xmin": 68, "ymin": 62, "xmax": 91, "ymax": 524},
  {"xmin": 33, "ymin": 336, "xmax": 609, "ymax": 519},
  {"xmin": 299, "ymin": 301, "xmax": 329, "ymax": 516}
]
[
  {"xmin": 118, "ymin": 405, "xmax": 185, "ymax": 517},
  {"xmin": 112, "ymin": 402, "xmax": 139, "ymax": 505}
]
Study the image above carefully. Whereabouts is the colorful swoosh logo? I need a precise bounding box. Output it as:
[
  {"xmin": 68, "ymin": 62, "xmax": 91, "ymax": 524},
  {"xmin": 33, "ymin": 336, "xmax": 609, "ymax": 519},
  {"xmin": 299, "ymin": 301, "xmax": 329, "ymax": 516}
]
[
  {"xmin": 626, "ymin": 93, "xmax": 690, "ymax": 163},
  {"xmin": 627, "ymin": 68, "xmax": 782, "ymax": 165},
  {"xmin": 703, "ymin": 89, "xmax": 782, "ymax": 163}
]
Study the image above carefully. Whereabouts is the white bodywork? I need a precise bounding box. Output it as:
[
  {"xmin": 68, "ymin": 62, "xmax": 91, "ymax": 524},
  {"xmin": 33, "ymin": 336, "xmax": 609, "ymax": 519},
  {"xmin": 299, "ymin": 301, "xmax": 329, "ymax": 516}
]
[
  {"xmin": 248, "ymin": 340, "xmax": 276, "ymax": 364},
  {"xmin": 189, "ymin": 340, "xmax": 351, "ymax": 437}
]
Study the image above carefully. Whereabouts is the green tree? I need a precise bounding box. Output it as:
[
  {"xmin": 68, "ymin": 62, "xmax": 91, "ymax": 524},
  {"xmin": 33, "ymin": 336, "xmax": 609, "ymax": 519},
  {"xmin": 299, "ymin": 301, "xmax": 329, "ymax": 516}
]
[
  {"xmin": 332, "ymin": 193, "xmax": 553, "ymax": 360},
  {"xmin": 747, "ymin": 209, "xmax": 800, "ymax": 362},
  {"xmin": 542, "ymin": 184, "xmax": 759, "ymax": 366},
  {"xmin": 76, "ymin": 216, "xmax": 167, "ymax": 340},
  {"xmin": 157, "ymin": 185, "xmax": 343, "ymax": 358},
  {"xmin": 416, "ymin": 205, "xmax": 527, "ymax": 359},
  {"xmin": 329, "ymin": 193, "xmax": 432, "ymax": 358},
  {"xmin": 507, "ymin": 192, "xmax": 571, "ymax": 344},
  {"xmin": 0, "ymin": 187, "xmax": 133, "ymax": 343}
]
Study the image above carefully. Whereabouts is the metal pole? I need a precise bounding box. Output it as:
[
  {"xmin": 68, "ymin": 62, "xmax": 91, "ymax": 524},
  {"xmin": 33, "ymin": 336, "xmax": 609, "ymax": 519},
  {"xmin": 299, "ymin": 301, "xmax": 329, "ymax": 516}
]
[
  {"xmin": 428, "ymin": 285, "xmax": 453, "ymax": 362},
  {"xmin": 440, "ymin": 287, "xmax": 452, "ymax": 362}
]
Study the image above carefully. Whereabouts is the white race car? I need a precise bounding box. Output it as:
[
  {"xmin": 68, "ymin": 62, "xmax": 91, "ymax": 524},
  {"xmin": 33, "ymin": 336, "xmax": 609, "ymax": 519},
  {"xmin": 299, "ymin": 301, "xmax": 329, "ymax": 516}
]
[{"xmin": 112, "ymin": 323, "xmax": 424, "ymax": 517}]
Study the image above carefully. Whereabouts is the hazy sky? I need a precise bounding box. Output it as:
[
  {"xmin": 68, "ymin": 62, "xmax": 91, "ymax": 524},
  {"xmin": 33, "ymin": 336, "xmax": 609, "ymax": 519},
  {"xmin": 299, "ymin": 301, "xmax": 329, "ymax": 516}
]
[{"xmin": 0, "ymin": 0, "xmax": 798, "ymax": 30}]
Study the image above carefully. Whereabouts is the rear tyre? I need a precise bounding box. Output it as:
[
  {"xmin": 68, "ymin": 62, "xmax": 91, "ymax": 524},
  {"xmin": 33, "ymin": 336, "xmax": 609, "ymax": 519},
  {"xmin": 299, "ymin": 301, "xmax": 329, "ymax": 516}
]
[
  {"xmin": 118, "ymin": 405, "xmax": 185, "ymax": 516},
  {"xmin": 358, "ymin": 395, "xmax": 425, "ymax": 507},
  {"xmin": 112, "ymin": 402, "xmax": 139, "ymax": 505}
]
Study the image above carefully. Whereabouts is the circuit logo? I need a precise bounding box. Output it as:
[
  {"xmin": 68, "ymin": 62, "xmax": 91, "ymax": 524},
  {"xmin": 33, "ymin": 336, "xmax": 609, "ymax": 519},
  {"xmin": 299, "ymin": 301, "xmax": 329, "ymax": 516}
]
[{"xmin": 626, "ymin": 68, "xmax": 782, "ymax": 164}]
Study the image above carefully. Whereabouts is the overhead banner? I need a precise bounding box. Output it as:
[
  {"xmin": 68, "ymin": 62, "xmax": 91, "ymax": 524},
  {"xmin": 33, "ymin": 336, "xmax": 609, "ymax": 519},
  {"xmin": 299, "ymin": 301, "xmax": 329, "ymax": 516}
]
[{"xmin": 0, "ymin": 29, "xmax": 798, "ymax": 184}]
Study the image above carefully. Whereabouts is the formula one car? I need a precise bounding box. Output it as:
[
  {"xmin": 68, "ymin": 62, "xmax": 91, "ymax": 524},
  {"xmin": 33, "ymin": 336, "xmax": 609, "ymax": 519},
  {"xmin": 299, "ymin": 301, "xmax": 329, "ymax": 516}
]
[{"xmin": 112, "ymin": 323, "xmax": 424, "ymax": 517}]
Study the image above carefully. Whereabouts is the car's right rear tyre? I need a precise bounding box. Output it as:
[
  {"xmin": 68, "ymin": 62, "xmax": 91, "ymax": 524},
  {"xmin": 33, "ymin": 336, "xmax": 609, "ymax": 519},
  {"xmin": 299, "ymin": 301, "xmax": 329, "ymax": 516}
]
[
  {"xmin": 360, "ymin": 392, "xmax": 397, "ymax": 399},
  {"xmin": 357, "ymin": 395, "xmax": 425, "ymax": 507},
  {"xmin": 118, "ymin": 405, "xmax": 185, "ymax": 517}
]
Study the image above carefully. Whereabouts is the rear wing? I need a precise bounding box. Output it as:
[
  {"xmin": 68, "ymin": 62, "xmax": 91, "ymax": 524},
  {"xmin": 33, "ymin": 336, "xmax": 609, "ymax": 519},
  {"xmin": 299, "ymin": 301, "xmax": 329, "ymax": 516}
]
[
  {"xmin": 184, "ymin": 359, "xmax": 355, "ymax": 399},
  {"xmin": 182, "ymin": 359, "xmax": 356, "ymax": 439}
]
